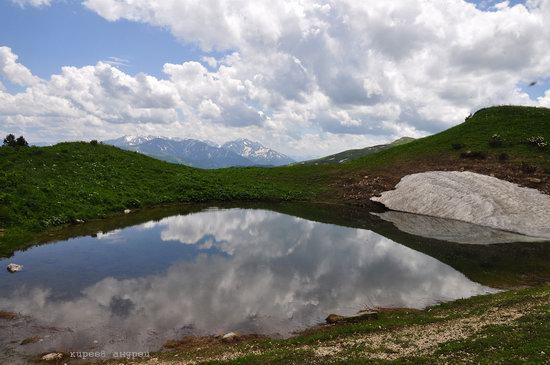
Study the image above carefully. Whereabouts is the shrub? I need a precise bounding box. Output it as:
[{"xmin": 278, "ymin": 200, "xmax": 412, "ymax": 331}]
[
  {"xmin": 3, "ymin": 134, "xmax": 16, "ymax": 147},
  {"xmin": 520, "ymin": 162, "xmax": 537, "ymax": 174},
  {"xmin": 527, "ymin": 136, "xmax": 547, "ymax": 150},
  {"xmin": 460, "ymin": 151, "xmax": 487, "ymax": 160},
  {"xmin": 498, "ymin": 153, "xmax": 510, "ymax": 161},
  {"xmin": 15, "ymin": 136, "xmax": 28, "ymax": 147},
  {"xmin": 3, "ymin": 134, "xmax": 29, "ymax": 147},
  {"xmin": 90, "ymin": 140, "xmax": 99, "ymax": 146},
  {"xmin": 489, "ymin": 134, "xmax": 504, "ymax": 148},
  {"xmin": 452, "ymin": 143, "xmax": 465, "ymax": 150}
]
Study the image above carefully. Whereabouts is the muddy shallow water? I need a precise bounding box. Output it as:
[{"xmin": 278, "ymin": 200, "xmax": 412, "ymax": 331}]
[{"xmin": 2, "ymin": 205, "xmax": 531, "ymax": 363}]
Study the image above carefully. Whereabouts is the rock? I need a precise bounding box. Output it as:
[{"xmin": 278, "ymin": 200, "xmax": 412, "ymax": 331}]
[
  {"xmin": 221, "ymin": 332, "xmax": 240, "ymax": 343},
  {"xmin": 7, "ymin": 263, "xmax": 23, "ymax": 273},
  {"xmin": 527, "ymin": 177, "xmax": 542, "ymax": 184},
  {"xmin": 325, "ymin": 314, "xmax": 345, "ymax": 324},
  {"xmin": 371, "ymin": 171, "xmax": 550, "ymax": 239},
  {"xmin": 124, "ymin": 209, "xmax": 131, "ymax": 214},
  {"xmin": 326, "ymin": 311, "xmax": 378, "ymax": 324},
  {"xmin": 20, "ymin": 336, "xmax": 41, "ymax": 345},
  {"xmin": 75, "ymin": 219, "xmax": 85, "ymax": 224},
  {"xmin": 41, "ymin": 353, "xmax": 63, "ymax": 361}
]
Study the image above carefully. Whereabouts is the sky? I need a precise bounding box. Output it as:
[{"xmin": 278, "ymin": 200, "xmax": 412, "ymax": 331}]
[{"xmin": 1, "ymin": 0, "xmax": 550, "ymax": 158}]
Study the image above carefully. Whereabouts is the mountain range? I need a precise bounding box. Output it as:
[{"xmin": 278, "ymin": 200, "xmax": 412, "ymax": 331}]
[{"xmin": 104, "ymin": 136, "xmax": 295, "ymax": 168}]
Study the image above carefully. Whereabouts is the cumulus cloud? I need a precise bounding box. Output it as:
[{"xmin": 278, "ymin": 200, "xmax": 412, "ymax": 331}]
[
  {"xmin": 538, "ymin": 89, "xmax": 550, "ymax": 107},
  {"xmin": 0, "ymin": 47, "xmax": 40, "ymax": 86},
  {"xmin": 2, "ymin": 0, "xmax": 550, "ymax": 156}
]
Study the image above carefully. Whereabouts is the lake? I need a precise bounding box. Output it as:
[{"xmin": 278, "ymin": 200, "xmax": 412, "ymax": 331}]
[{"xmin": 0, "ymin": 205, "xmax": 520, "ymax": 363}]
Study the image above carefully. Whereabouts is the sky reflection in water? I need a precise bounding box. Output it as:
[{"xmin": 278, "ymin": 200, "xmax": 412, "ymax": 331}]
[{"xmin": 0, "ymin": 208, "xmax": 494, "ymax": 360}]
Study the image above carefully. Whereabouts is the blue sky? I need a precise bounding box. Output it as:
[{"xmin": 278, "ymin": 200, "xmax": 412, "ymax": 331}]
[
  {"xmin": 0, "ymin": 0, "xmax": 211, "ymax": 79},
  {"xmin": 0, "ymin": 0, "xmax": 548, "ymax": 156}
]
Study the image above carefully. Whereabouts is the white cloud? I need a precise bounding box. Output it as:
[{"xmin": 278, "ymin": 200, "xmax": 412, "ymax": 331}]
[
  {"xmin": 538, "ymin": 90, "xmax": 550, "ymax": 107},
  {"xmin": 0, "ymin": 47, "xmax": 40, "ymax": 87},
  {"xmin": 1, "ymin": 1, "xmax": 550, "ymax": 156},
  {"xmin": 10, "ymin": 0, "xmax": 52, "ymax": 7}
]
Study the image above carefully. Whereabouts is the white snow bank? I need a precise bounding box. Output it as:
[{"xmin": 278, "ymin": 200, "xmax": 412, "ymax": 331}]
[{"xmin": 371, "ymin": 171, "xmax": 550, "ymax": 239}]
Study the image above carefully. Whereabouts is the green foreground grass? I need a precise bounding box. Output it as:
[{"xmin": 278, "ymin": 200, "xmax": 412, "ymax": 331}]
[
  {"xmin": 1, "ymin": 105, "xmax": 549, "ymax": 257},
  {"xmin": 102, "ymin": 285, "xmax": 549, "ymax": 365}
]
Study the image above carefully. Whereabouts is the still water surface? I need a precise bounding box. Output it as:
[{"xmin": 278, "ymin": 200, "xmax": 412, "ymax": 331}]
[{"xmin": 0, "ymin": 207, "xmax": 496, "ymax": 361}]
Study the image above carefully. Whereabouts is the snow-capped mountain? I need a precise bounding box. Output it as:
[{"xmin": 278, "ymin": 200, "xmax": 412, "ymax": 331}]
[
  {"xmin": 104, "ymin": 136, "xmax": 294, "ymax": 168},
  {"xmin": 107, "ymin": 135, "xmax": 164, "ymax": 148},
  {"xmin": 222, "ymin": 139, "xmax": 295, "ymax": 166}
]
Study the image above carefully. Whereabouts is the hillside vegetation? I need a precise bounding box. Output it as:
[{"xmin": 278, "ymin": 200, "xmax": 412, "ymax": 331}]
[
  {"xmin": 301, "ymin": 136, "xmax": 415, "ymax": 165},
  {"xmin": 351, "ymin": 105, "xmax": 550, "ymax": 169},
  {"xmin": 1, "ymin": 105, "xmax": 549, "ymax": 256}
]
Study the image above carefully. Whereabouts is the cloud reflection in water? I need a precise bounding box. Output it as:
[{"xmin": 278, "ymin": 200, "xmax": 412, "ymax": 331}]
[{"xmin": 0, "ymin": 209, "xmax": 494, "ymax": 358}]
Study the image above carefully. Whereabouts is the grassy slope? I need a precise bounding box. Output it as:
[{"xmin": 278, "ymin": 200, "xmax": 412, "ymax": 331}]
[
  {"xmin": 0, "ymin": 143, "xmax": 336, "ymax": 255},
  {"xmin": 301, "ymin": 136, "xmax": 415, "ymax": 165},
  {"xmin": 350, "ymin": 105, "xmax": 550, "ymax": 171},
  {"xmin": 1, "ymin": 105, "xmax": 549, "ymax": 257}
]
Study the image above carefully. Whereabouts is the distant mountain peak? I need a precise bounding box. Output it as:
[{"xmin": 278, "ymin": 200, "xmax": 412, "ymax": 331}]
[
  {"xmin": 104, "ymin": 136, "xmax": 294, "ymax": 168},
  {"xmin": 222, "ymin": 139, "xmax": 294, "ymax": 165}
]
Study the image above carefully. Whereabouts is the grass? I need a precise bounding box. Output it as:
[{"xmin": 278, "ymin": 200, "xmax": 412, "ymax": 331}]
[
  {"xmin": 348, "ymin": 105, "xmax": 550, "ymax": 171},
  {"xmin": 301, "ymin": 136, "xmax": 415, "ymax": 165},
  {"xmin": 0, "ymin": 143, "xmax": 335, "ymax": 256},
  {"xmin": 100, "ymin": 285, "xmax": 550, "ymax": 365},
  {"xmin": 1, "ymin": 105, "xmax": 549, "ymax": 257}
]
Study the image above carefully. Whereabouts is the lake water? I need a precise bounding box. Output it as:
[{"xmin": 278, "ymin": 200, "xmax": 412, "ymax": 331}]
[{"xmin": 0, "ymin": 207, "xmax": 500, "ymax": 362}]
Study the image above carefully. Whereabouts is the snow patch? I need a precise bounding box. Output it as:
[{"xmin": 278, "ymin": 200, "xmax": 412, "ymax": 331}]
[{"xmin": 371, "ymin": 171, "xmax": 550, "ymax": 239}]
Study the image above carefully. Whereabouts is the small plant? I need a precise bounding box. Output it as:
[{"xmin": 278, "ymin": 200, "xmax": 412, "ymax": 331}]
[
  {"xmin": 498, "ymin": 153, "xmax": 509, "ymax": 161},
  {"xmin": 527, "ymin": 136, "xmax": 547, "ymax": 149},
  {"xmin": 460, "ymin": 151, "xmax": 487, "ymax": 160},
  {"xmin": 452, "ymin": 143, "xmax": 464, "ymax": 150},
  {"xmin": 520, "ymin": 162, "xmax": 537, "ymax": 174},
  {"xmin": 489, "ymin": 134, "xmax": 504, "ymax": 148}
]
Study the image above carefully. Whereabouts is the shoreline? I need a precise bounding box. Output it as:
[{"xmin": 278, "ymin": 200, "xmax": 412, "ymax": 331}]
[{"xmin": 58, "ymin": 284, "xmax": 544, "ymax": 364}]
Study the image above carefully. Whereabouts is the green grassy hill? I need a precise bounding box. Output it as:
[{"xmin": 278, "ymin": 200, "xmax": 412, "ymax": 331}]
[
  {"xmin": 300, "ymin": 136, "xmax": 415, "ymax": 165},
  {"xmin": 1, "ymin": 105, "xmax": 549, "ymax": 256},
  {"xmin": 351, "ymin": 105, "xmax": 550, "ymax": 169},
  {"xmin": 0, "ymin": 143, "xmax": 338, "ymax": 255}
]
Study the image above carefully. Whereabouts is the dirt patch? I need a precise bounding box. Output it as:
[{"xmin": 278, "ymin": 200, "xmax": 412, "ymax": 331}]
[
  {"xmin": 336, "ymin": 159, "xmax": 550, "ymax": 205},
  {"xmin": 164, "ymin": 334, "xmax": 267, "ymax": 350},
  {"xmin": 0, "ymin": 310, "xmax": 17, "ymax": 320},
  {"xmin": 301, "ymin": 301, "xmax": 539, "ymax": 362}
]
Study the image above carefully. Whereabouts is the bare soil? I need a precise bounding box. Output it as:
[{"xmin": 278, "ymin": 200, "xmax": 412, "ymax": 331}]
[{"xmin": 336, "ymin": 159, "xmax": 550, "ymax": 204}]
